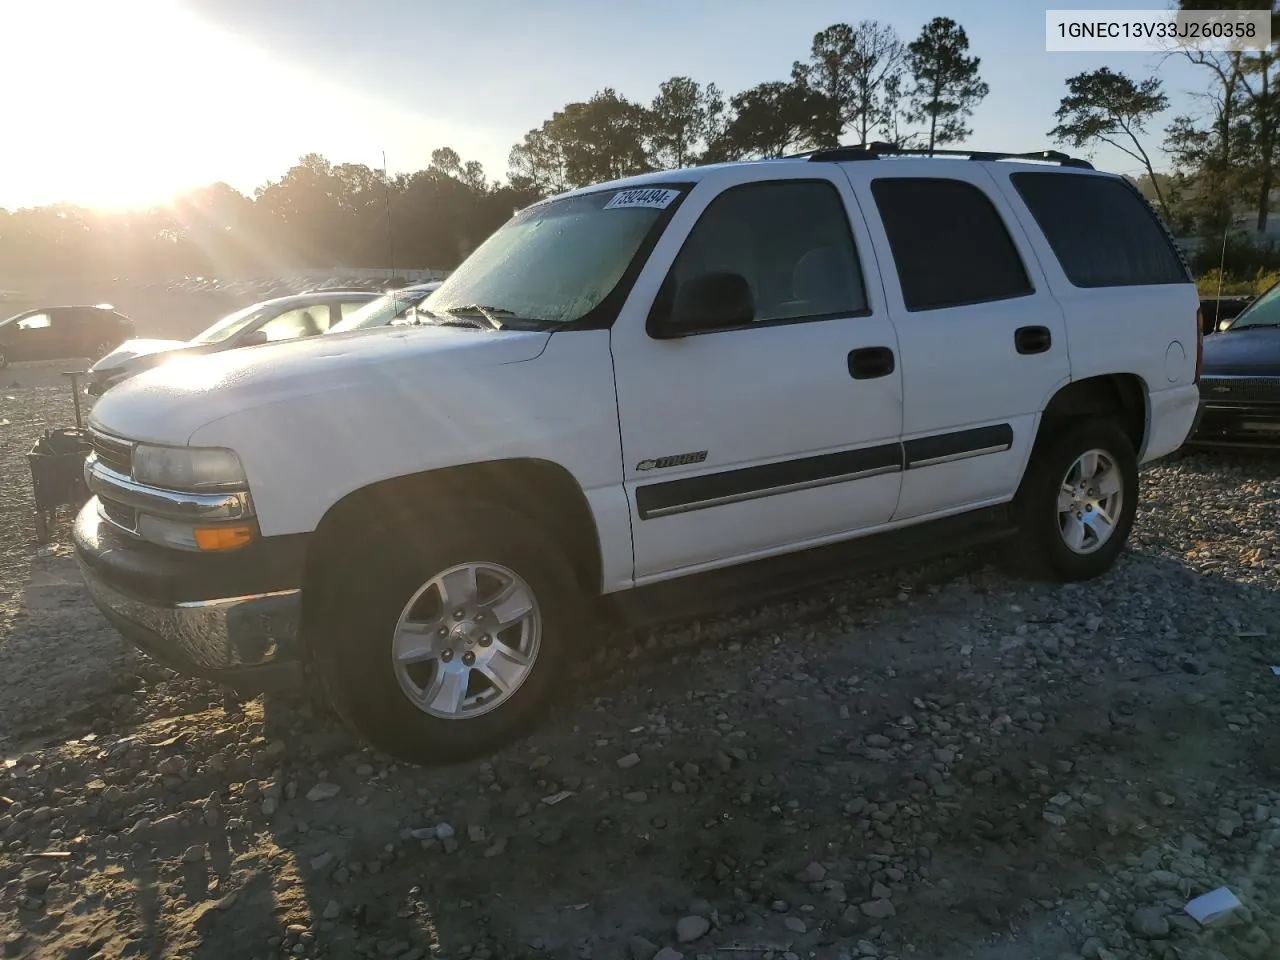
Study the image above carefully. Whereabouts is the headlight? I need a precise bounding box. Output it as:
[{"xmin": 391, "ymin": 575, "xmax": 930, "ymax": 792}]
[{"xmin": 132, "ymin": 444, "xmax": 247, "ymax": 491}]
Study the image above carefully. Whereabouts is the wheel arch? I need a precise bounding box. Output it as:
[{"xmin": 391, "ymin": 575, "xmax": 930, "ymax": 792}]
[
  {"xmin": 1034, "ymin": 373, "xmax": 1150, "ymax": 460},
  {"xmin": 301, "ymin": 457, "xmax": 604, "ymax": 632}
]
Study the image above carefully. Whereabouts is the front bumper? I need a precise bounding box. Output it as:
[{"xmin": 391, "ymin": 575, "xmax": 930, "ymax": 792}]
[
  {"xmin": 73, "ymin": 500, "xmax": 307, "ymax": 691},
  {"xmin": 1186, "ymin": 375, "xmax": 1280, "ymax": 450},
  {"xmin": 1185, "ymin": 403, "xmax": 1280, "ymax": 450}
]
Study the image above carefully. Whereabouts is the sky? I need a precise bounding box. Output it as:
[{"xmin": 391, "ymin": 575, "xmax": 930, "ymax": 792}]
[{"xmin": 0, "ymin": 0, "xmax": 1219, "ymax": 211}]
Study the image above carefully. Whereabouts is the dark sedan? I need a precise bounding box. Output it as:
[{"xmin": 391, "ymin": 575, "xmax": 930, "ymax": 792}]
[
  {"xmin": 1188, "ymin": 280, "xmax": 1280, "ymax": 450},
  {"xmin": 1199, "ymin": 294, "xmax": 1254, "ymax": 335},
  {"xmin": 0, "ymin": 304, "xmax": 135, "ymax": 367}
]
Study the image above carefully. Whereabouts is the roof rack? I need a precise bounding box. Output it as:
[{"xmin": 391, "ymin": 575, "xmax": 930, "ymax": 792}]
[{"xmin": 798, "ymin": 141, "xmax": 1094, "ymax": 169}]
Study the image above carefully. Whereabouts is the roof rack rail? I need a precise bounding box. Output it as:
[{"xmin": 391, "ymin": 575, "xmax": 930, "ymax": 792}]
[{"xmin": 802, "ymin": 141, "xmax": 1094, "ymax": 169}]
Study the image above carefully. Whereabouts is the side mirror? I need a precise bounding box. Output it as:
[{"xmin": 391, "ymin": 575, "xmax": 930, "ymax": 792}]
[
  {"xmin": 652, "ymin": 271, "xmax": 754, "ymax": 339},
  {"xmin": 1218, "ymin": 318, "xmax": 1232, "ymax": 332},
  {"xmin": 241, "ymin": 330, "xmax": 269, "ymax": 347}
]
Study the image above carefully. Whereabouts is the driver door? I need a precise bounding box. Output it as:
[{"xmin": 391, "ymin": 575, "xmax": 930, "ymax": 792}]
[{"xmin": 609, "ymin": 167, "xmax": 905, "ymax": 582}]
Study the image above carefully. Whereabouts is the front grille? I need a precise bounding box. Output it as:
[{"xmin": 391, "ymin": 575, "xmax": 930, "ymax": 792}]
[
  {"xmin": 1199, "ymin": 376, "xmax": 1280, "ymax": 405},
  {"xmin": 91, "ymin": 431, "xmax": 133, "ymax": 475}
]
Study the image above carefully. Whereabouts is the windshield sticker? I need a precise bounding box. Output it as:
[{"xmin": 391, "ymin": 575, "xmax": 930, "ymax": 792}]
[{"xmin": 604, "ymin": 188, "xmax": 680, "ymax": 211}]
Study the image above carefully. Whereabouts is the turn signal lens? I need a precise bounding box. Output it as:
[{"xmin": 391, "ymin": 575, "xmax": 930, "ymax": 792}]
[{"xmin": 193, "ymin": 525, "xmax": 254, "ymax": 552}]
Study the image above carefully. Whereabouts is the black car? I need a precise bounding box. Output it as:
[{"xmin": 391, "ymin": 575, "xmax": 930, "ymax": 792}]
[
  {"xmin": 0, "ymin": 305, "xmax": 135, "ymax": 367},
  {"xmin": 86, "ymin": 289, "xmax": 378, "ymax": 396},
  {"xmin": 1188, "ymin": 280, "xmax": 1280, "ymax": 450}
]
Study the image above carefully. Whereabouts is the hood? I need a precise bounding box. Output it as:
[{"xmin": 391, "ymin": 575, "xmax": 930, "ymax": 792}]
[
  {"xmin": 91, "ymin": 338, "xmax": 194, "ymax": 372},
  {"xmin": 88, "ymin": 325, "xmax": 551, "ymax": 444},
  {"xmin": 1200, "ymin": 326, "xmax": 1280, "ymax": 377}
]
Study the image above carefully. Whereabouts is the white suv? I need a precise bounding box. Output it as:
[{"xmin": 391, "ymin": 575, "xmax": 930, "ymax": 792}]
[{"xmin": 74, "ymin": 145, "xmax": 1204, "ymax": 764}]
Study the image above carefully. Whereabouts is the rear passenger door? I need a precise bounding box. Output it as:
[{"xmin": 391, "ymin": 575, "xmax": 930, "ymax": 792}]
[
  {"xmin": 844, "ymin": 165, "xmax": 1071, "ymax": 521},
  {"xmin": 991, "ymin": 170, "xmax": 1199, "ymax": 461}
]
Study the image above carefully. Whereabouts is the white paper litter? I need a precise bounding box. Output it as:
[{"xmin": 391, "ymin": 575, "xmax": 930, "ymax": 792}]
[
  {"xmin": 541, "ymin": 790, "xmax": 575, "ymax": 806},
  {"xmin": 1271, "ymin": 666, "xmax": 1280, "ymax": 677},
  {"xmin": 1185, "ymin": 886, "xmax": 1243, "ymax": 926}
]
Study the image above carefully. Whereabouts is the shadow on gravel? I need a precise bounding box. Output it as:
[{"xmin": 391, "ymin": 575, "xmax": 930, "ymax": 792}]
[
  {"xmin": 5, "ymin": 446, "xmax": 1280, "ymax": 959},
  {"xmin": 155, "ymin": 533, "xmax": 1280, "ymax": 960}
]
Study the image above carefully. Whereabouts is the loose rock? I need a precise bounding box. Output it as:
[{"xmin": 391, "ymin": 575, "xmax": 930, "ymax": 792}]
[
  {"xmin": 675, "ymin": 916, "xmax": 710, "ymax": 943},
  {"xmin": 1130, "ymin": 907, "xmax": 1170, "ymax": 939},
  {"xmin": 306, "ymin": 782, "xmax": 342, "ymax": 803}
]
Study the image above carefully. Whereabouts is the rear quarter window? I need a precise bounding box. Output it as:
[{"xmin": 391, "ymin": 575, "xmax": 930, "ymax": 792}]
[{"xmin": 1010, "ymin": 172, "xmax": 1189, "ymax": 288}]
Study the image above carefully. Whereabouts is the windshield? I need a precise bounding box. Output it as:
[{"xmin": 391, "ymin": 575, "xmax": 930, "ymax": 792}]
[
  {"xmin": 329, "ymin": 288, "xmax": 435, "ymax": 334},
  {"xmin": 1227, "ymin": 281, "xmax": 1280, "ymax": 329},
  {"xmin": 423, "ymin": 185, "xmax": 687, "ymax": 326},
  {"xmin": 191, "ymin": 303, "xmax": 271, "ymax": 345}
]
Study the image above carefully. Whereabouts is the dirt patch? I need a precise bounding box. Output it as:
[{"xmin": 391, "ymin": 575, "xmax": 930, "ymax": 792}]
[{"xmin": 0, "ymin": 384, "xmax": 1276, "ymax": 960}]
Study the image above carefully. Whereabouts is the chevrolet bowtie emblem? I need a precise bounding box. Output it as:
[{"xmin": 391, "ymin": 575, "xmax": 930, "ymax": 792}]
[{"xmin": 1213, "ymin": 386, "xmax": 1230, "ymax": 393}]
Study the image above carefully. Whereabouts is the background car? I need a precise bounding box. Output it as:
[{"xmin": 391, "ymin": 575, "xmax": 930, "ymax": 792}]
[
  {"xmin": 86, "ymin": 288, "xmax": 379, "ymax": 395},
  {"xmin": 325, "ymin": 281, "xmax": 443, "ymax": 334},
  {"xmin": 1188, "ymin": 278, "xmax": 1280, "ymax": 450},
  {"xmin": 0, "ymin": 304, "xmax": 135, "ymax": 367},
  {"xmin": 1200, "ymin": 294, "xmax": 1254, "ymax": 335}
]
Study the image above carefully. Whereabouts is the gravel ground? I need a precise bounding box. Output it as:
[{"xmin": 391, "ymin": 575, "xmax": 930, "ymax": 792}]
[{"xmin": 0, "ymin": 377, "xmax": 1278, "ymax": 960}]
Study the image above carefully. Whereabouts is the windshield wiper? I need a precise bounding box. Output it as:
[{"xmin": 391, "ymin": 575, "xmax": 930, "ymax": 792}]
[{"xmin": 437, "ymin": 304, "xmax": 523, "ymax": 331}]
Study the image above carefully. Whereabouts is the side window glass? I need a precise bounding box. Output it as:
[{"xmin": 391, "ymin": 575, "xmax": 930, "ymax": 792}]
[
  {"xmin": 1011, "ymin": 172, "xmax": 1188, "ymax": 288},
  {"xmin": 663, "ymin": 180, "xmax": 868, "ymax": 332},
  {"xmin": 259, "ymin": 306, "xmax": 327, "ymax": 342},
  {"xmin": 339, "ymin": 301, "xmax": 368, "ymax": 320},
  {"xmin": 16, "ymin": 313, "xmax": 51, "ymax": 331},
  {"xmin": 871, "ymin": 178, "xmax": 1033, "ymax": 312}
]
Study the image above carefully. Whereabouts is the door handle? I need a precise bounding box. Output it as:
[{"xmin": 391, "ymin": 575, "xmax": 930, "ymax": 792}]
[
  {"xmin": 848, "ymin": 346, "xmax": 895, "ymax": 379},
  {"xmin": 1015, "ymin": 325, "xmax": 1052, "ymax": 355}
]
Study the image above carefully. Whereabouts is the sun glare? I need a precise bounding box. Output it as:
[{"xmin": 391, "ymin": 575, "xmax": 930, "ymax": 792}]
[
  {"xmin": 0, "ymin": 0, "xmax": 476, "ymax": 213},
  {"xmin": 0, "ymin": 2, "xmax": 234, "ymax": 210}
]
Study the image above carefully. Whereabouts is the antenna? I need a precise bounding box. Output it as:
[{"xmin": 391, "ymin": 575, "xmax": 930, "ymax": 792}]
[
  {"xmin": 1213, "ymin": 221, "xmax": 1228, "ymax": 331},
  {"xmin": 381, "ymin": 149, "xmax": 396, "ymax": 288}
]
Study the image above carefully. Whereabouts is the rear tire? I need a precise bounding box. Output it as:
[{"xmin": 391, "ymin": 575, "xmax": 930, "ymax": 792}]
[
  {"xmin": 1007, "ymin": 418, "xmax": 1139, "ymax": 582},
  {"xmin": 312, "ymin": 502, "xmax": 582, "ymax": 766}
]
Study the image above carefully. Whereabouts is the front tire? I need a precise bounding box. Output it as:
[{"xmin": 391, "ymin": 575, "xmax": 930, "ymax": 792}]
[
  {"xmin": 312, "ymin": 503, "xmax": 582, "ymax": 765},
  {"xmin": 1008, "ymin": 418, "xmax": 1139, "ymax": 582}
]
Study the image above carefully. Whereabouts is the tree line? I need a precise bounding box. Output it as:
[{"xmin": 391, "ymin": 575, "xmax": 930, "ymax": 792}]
[
  {"xmin": 1, "ymin": 4, "xmax": 1276, "ymax": 284},
  {"xmin": 507, "ymin": 16, "xmax": 988, "ymax": 194},
  {"xmin": 1057, "ymin": 0, "xmax": 1280, "ymax": 279},
  {"xmin": 0, "ymin": 150, "xmax": 538, "ymax": 282},
  {"xmin": 0, "ymin": 16, "xmax": 989, "ymax": 282}
]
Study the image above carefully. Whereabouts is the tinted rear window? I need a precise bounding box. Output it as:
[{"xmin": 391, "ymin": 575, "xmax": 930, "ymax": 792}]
[
  {"xmin": 1011, "ymin": 173, "xmax": 1188, "ymax": 288},
  {"xmin": 870, "ymin": 178, "xmax": 1033, "ymax": 312}
]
